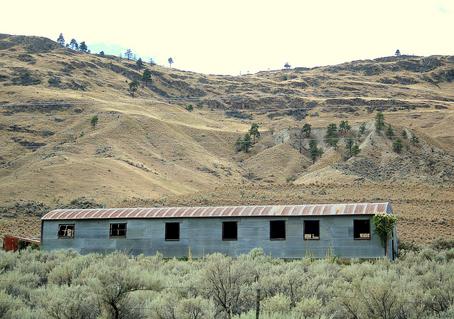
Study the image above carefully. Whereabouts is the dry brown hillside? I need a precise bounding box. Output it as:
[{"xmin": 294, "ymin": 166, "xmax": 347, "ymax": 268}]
[{"xmin": 0, "ymin": 34, "xmax": 453, "ymax": 244}]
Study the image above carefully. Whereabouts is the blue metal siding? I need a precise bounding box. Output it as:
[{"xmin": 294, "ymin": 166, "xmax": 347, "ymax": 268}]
[{"xmin": 42, "ymin": 216, "xmax": 392, "ymax": 259}]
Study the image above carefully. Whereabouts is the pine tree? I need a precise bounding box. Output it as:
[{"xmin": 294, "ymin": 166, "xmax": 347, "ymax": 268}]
[
  {"xmin": 168, "ymin": 57, "xmax": 174, "ymax": 68},
  {"xmin": 359, "ymin": 122, "xmax": 366, "ymax": 135},
  {"xmin": 302, "ymin": 123, "xmax": 312, "ymax": 138},
  {"xmin": 375, "ymin": 112, "xmax": 385, "ymax": 131},
  {"xmin": 69, "ymin": 38, "xmax": 78, "ymax": 50},
  {"xmin": 309, "ymin": 140, "xmax": 322, "ymax": 163},
  {"xmin": 395, "ymin": 49, "xmax": 401, "ymax": 56},
  {"xmin": 393, "ymin": 138, "xmax": 403, "ymax": 153},
  {"xmin": 284, "ymin": 62, "xmax": 291, "ymax": 69},
  {"xmin": 386, "ymin": 124, "xmax": 394, "ymax": 139},
  {"xmin": 90, "ymin": 115, "xmax": 98, "ymax": 128},
  {"xmin": 125, "ymin": 49, "xmax": 133, "ymax": 60},
  {"xmin": 325, "ymin": 123, "xmax": 339, "ymax": 148},
  {"xmin": 142, "ymin": 69, "xmax": 152, "ymax": 85},
  {"xmin": 128, "ymin": 80, "xmax": 139, "ymax": 97},
  {"xmin": 241, "ymin": 133, "xmax": 252, "ymax": 152},
  {"xmin": 249, "ymin": 123, "xmax": 260, "ymax": 144},
  {"xmin": 339, "ymin": 121, "xmax": 351, "ymax": 135},
  {"xmin": 345, "ymin": 138, "xmax": 361, "ymax": 158},
  {"xmin": 79, "ymin": 41, "xmax": 88, "ymax": 52},
  {"xmin": 345, "ymin": 137, "xmax": 354, "ymax": 157},
  {"xmin": 351, "ymin": 144, "xmax": 360, "ymax": 156},
  {"xmin": 57, "ymin": 33, "xmax": 65, "ymax": 46},
  {"xmin": 296, "ymin": 129, "xmax": 304, "ymax": 154},
  {"xmin": 136, "ymin": 58, "xmax": 144, "ymax": 69}
]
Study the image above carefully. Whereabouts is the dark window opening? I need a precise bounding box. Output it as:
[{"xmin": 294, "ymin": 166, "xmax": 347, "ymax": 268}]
[
  {"xmin": 304, "ymin": 220, "xmax": 320, "ymax": 240},
  {"xmin": 165, "ymin": 222, "xmax": 180, "ymax": 241},
  {"xmin": 110, "ymin": 223, "xmax": 127, "ymax": 237},
  {"xmin": 354, "ymin": 220, "xmax": 370, "ymax": 239},
  {"xmin": 222, "ymin": 221, "xmax": 238, "ymax": 241},
  {"xmin": 58, "ymin": 224, "xmax": 75, "ymax": 238},
  {"xmin": 270, "ymin": 220, "xmax": 286, "ymax": 240}
]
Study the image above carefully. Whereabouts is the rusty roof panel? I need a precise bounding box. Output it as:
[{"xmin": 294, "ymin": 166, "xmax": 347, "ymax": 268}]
[
  {"xmin": 313, "ymin": 205, "xmax": 322, "ymax": 215},
  {"xmin": 322, "ymin": 205, "xmax": 331, "ymax": 215},
  {"xmin": 262, "ymin": 206, "xmax": 273, "ymax": 216},
  {"xmin": 42, "ymin": 202, "xmax": 391, "ymax": 221}
]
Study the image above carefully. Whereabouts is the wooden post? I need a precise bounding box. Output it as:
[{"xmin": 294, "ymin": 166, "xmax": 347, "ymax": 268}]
[{"xmin": 256, "ymin": 288, "xmax": 261, "ymax": 319}]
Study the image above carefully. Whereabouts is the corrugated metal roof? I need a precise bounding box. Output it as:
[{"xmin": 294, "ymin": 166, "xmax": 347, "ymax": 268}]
[{"xmin": 41, "ymin": 202, "xmax": 391, "ymax": 221}]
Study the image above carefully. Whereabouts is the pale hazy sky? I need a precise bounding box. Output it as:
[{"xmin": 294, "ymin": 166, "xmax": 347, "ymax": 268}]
[{"xmin": 1, "ymin": 0, "xmax": 453, "ymax": 74}]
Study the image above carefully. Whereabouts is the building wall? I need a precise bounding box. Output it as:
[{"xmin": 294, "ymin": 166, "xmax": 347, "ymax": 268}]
[{"xmin": 42, "ymin": 215, "xmax": 394, "ymax": 259}]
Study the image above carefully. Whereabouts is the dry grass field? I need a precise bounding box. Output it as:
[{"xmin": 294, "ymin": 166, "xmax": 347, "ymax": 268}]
[{"xmin": 0, "ymin": 34, "xmax": 453, "ymax": 244}]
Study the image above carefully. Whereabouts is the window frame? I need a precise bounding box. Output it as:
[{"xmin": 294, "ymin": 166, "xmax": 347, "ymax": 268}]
[
  {"xmin": 165, "ymin": 222, "xmax": 180, "ymax": 241},
  {"xmin": 353, "ymin": 219, "xmax": 371, "ymax": 240},
  {"xmin": 57, "ymin": 224, "xmax": 75, "ymax": 239},
  {"xmin": 222, "ymin": 221, "xmax": 238, "ymax": 241},
  {"xmin": 303, "ymin": 220, "xmax": 320, "ymax": 240},
  {"xmin": 109, "ymin": 223, "xmax": 127, "ymax": 238},
  {"xmin": 269, "ymin": 220, "xmax": 286, "ymax": 241}
]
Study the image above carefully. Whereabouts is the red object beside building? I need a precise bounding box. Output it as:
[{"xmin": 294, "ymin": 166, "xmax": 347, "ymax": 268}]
[{"xmin": 2, "ymin": 235, "xmax": 40, "ymax": 252}]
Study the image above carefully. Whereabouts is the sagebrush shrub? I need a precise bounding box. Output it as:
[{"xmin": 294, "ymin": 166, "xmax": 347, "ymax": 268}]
[{"xmin": 0, "ymin": 248, "xmax": 452, "ymax": 319}]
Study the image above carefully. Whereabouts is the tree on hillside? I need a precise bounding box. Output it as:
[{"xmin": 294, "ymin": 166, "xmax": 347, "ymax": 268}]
[
  {"xmin": 302, "ymin": 123, "xmax": 312, "ymax": 138},
  {"xmin": 136, "ymin": 58, "xmax": 144, "ymax": 69},
  {"xmin": 284, "ymin": 62, "xmax": 291, "ymax": 69},
  {"xmin": 339, "ymin": 120, "xmax": 351, "ymax": 135},
  {"xmin": 69, "ymin": 38, "xmax": 78, "ymax": 50},
  {"xmin": 128, "ymin": 80, "xmax": 139, "ymax": 97},
  {"xmin": 325, "ymin": 123, "xmax": 339, "ymax": 148},
  {"xmin": 99, "ymin": 51, "xmax": 105, "ymax": 57},
  {"xmin": 249, "ymin": 123, "xmax": 260, "ymax": 144},
  {"xmin": 386, "ymin": 124, "xmax": 395, "ymax": 139},
  {"xmin": 142, "ymin": 69, "xmax": 152, "ymax": 85},
  {"xmin": 149, "ymin": 58, "xmax": 156, "ymax": 66},
  {"xmin": 90, "ymin": 115, "xmax": 98, "ymax": 129},
  {"xmin": 395, "ymin": 49, "xmax": 401, "ymax": 57},
  {"xmin": 351, "ymin": 143, "xmax": 360, "ymax": 156},
  {"xmin": 309, "ymin": 139, "xmax": 322, "ymax": 163},
  {"xmin": 79, "ymin": 41, "xmax": 88, "ymax": 52},
  {"xmin": 57, "ymin": 33, "xmax": 65, "ymax": 46},
  {"xmin": 241, "ymin": 133, "xmax": 252, "ymax": 152},
  {"xmin": 235, "ymin": 133, "xmax": 253, "ymax": 153},
  {"xmin": 393, "ymin": 138, "xmax": 403, "ymax": 153},
  {"xmin": 240, "ymin": 133, "xmax": 252, "ymax": 153},
  {"xmin": 168, "ymin": 57, "xmax": 174, "ymax": 68},
  {"xmin": 359, "ymin": 122, "xmax": 366, "ymax": 135},
  {"xmin": 296, "ymin": 129, "xmax": 304, "ymax": 154},
  {"xmin": 375, "ymin": 112, "xmax": 385, "ymax": 132},
  {"xmin": 345, "ymin": 137, "xmax": 360, "ymax": 159},
  {"xmin": 125, "ymin": 49, "xmax": 133, "ymax": 60}
]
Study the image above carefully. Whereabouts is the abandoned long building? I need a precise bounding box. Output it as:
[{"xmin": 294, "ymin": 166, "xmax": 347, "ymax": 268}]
[{"xmin": 41, "ymin": 202, "xmax": 398, "ymax": 259}]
